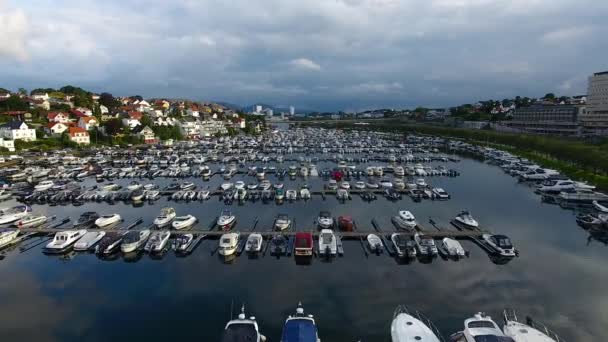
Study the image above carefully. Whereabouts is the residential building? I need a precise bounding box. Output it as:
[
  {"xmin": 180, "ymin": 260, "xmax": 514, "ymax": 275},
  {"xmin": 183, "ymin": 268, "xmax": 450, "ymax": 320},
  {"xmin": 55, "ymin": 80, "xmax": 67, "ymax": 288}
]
[
  {"xmin": 255, "ymin": 105, "xmax": 262, "ymax": 114},
  {"xmin": 31, "ymin": 92, "xmax": 49, "ymax": 101},
  {"xmin": 200, "ymin": 120, "xmax": 227, "ymax": 136},
  {"xmin": 0, "ymin": 91, "xmax": 11, "ymax": 100},
  {"xmin": 69, "ymin": 127, "xmax": 90, "ymax": 145},
  {"xmin": 133, "ymin": 125, "xmax": 158, "ymax": 144},
  {"xmin": 0, "ymin": 121, "xmax": 36, "ymax": 141},
  {"xmin": 47, "ymin": 112, "xmax": 70, "ymax": 124},
  {"xmin": 78, "ymin": 116, "xmax": 99, "ymax": 131},
  {"xmin": 289, "ymin": 106, "xmax": 295, "ymax": 116},
  {"xmin": 99, "ymin": 105, "xmax": 109, "ymax": 114},
  {"xmin": 45, "ymin": 122, "xmax": 69, "ymax": 136},
  {"xmin": 177, "ymin": 119, "xmax": 202, "ymax": 139},
  {"xmin": 580, "ymin": 71, "xmax": 608, "ymax": 135},
  {"xmin": 75, "ymin": 107, "xmax": 93, "ymax": 116},
  {"xmin": 122, "ymin": 111, "xmax": 142, "ymax": 129},
  {"xmin": 0, "ymin": 138, "xmax": 15, "ymax": 152},
  {"xmin": 507, "ymin": 105, "xmax": 582, "ymax": 136}
]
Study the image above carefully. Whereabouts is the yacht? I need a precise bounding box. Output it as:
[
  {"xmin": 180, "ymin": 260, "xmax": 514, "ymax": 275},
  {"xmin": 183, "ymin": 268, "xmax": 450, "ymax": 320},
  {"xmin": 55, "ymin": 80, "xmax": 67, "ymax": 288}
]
[
  {"xmin": 95, "ymin": 213, "xmax": 121, "ymax": 228},
  {"xmin": 367, "ymin": 234, "xmax": 383, "ymax": 255},
  {"xmin": 245, "ymin": 233, "xmax": 263, "ymax": 253},
  {"xmin": 318, "ymin": 229, "xmax": 337, "ymax": 257},
  {"xmin": 73, "ymin": 231, "xmax": 106, "ymax": 251},
  {"xmin": 34, "ymin": 180, "xmax": 55, "ymax": 191},
  {"xmin": 144, "ymin": 230, "xmax": 171, "ymax": 253},
  {"xmin": 559, "ymin": 188, "xmax": 608, "ymax": 203},
  {"xmin": 340, "ymin": 181, "xmax": 351, "ymax": 189},
  {"xmin": 391, "ymin": 305, "xmax": 442, "ymax": 342},
  {"xmin": 120, "ymin": 229, "xmax": 151, "ymax": 253},
  {"xmin": 593, "ymin": 200, "xmax": 608, "ymax": 213},
  {"xmin": 482, "ymin": 234, "xmax": 516, "ymax": 257},
  {"xmin": 453, "ymin": 211, "xmax": 479, "ymax": 229},
  {"xmin": 392, "ymin": 210, "xmax": 417, "ymax": 230},
  {"xmin": 414, "ymin": 233, "xmax": 438, "ymax": 257},
  {"xmin": 218, "ymin": 232, "xmax": 240, "ymax": 256},
  {"xmin": 0, "ymin": 205, "xmax": 32, "ymax": 225},
  {"xmin": 316, "ymin": 211, "xmax": 333, "ymax": 229},
  {"xmin": 44, "ymin": 230, "xmax": 87, "ymax": 253},
  {"xmin": 154, "ymin": 207, "xmax": 177, "ymax": 227},
  {"xmin": 96, "ymin": 231, "xmax": 126, "ymax": 255},
  {"xmin": 73, "ymin": 212, "xmax": 99, "ymax": 228},
  {"xmin": 502, "ymin": 309, "xmax": 562, "ymax": 342},
  {"xmin": 234, "ymin": 181, "xmax": 246, "ymax": 190},
  {"xmin": 0, "ymin": 229, "xmax": 19, "ymax": 249},
  {"xmin": 217, "ymin": 210, "xmax": 236, "ymax": 230},
  {"xmin": 172, "ymin": 215, "xmax": 197, "ymax": 230},
  {"xmin": 391, "ymin": 233, "xmax": 416, "ymax": 259},
  {"xmin": 280, "ymin": 303, "xmax": 320, "ymax": 342},
  {"xmin": 221, "ymin": 306, "xmax": 266, "ymax": 342},
  {"xmin": 450, "ymin": 312, "xmax": 514, "ymax": 342},
  {"xmin": 14, "ymin": 214, "xmax": 47, "ymax": 228},
  {"xmin": 326, "ymin": 179, "xmax": 338, "ymax": 190},
  {"xmin": 274, "ymin": 214, "xmax": 292, "ymax": 231},
  {"xmin": 536, "ymin": 179, "xmax": 575, "ymax": 194}
]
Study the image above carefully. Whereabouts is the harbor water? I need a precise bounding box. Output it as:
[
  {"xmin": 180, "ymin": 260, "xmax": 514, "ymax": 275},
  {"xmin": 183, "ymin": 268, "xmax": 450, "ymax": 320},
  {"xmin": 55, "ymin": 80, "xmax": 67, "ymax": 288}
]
[{"xmin": 0, "ymin": 156, "xmax": 605, "ymax": 341}]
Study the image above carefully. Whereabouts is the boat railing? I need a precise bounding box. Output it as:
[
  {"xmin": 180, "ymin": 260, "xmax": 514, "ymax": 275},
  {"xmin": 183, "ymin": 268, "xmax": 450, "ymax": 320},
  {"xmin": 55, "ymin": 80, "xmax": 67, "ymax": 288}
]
[
  {"xmin": 503, "ymin": 309, "xmax": 565, "ymax": 342},
  {"xmin": 393, "ymin": 305, "xmax": 445, "ymax": 342}
]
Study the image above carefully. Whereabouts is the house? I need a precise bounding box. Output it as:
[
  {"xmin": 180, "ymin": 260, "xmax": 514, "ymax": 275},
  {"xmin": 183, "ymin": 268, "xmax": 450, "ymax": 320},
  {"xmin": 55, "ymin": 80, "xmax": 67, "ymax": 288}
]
[
  {"xmin": 99, "ymin": 105, "xmax": 109, "ymax": 114},
  {"xmin": 75, "ymin": 107, "xmax": 93, "ymax": 116},
  {"xmin": 47, "ymin": 112, "xmax": 70, "ymax": 124},
  {"xmin": 122, "ymin": 111, "xmax": 142, "ymax": 129},
  {"xmin": 199, "ymin": 119, "xmax": 227, "ymax": 137},
  {"xmin": 69, "ymin": 127, "xmax": 90, "ymax": 145},
  {"xmin": 45, "ymin": 122, "xmax": 69, "ymax": 136},
  {"xmin": 32, "ymin": 99, "xmax": 50, "ymax": 111},
  {"xmin": 31, "ymin": 92, "xmax": 49, "ymax": 101},
  {"xmin": 133, "ymin": 125, "xmax": 158, "ymax": 144},
  {"xmin": 78, "ymin": 116, "xmax": 99, "ymax": 131},
  {"xmin": 177, "ymin": 119, "xmax": 202, "ymax": 139},
  {"xmin": 2, "ymin": 111, "xmax": 30, "ymax": 122},
  {"xmin": 0, "ymin": 138, "xmax": 15, "ymax": 152},
  {"xmin": 232, "ymin": 117, "xmax": 246, "ymax": 129},
  {"xmin": 101, "ymin": 112, "xmax": 119, "ymax": 122},
  {"xmin": 0, "ymin": 121, "xmax": 36, "ymax": 141},
  {"xmin": 91, "ymin": 94, "xmax": 100, "ymax": 102},
  {"xmin": 0, "ymin": 91, "xmax": 10, "ymax": 100}
]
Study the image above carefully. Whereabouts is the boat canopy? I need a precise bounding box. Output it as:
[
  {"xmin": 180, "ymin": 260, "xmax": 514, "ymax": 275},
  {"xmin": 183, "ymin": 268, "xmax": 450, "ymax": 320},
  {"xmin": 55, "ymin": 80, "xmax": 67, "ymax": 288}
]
[
  {"xmin": 282, "ymin": 319, "xmax": 317, "ymax": 342},
  {"xmin": 221, "ymin": 323, "xmax": 258, "ymax": 342}
]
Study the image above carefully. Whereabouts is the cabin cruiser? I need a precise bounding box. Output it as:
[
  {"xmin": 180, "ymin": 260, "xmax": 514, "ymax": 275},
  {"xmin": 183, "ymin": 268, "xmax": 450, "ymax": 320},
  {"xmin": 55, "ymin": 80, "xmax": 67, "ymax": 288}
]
[
  {"xmin": 221, "ymin": 306, "xmax": 267, "ymax": 342},
  {"xmin": 0, "ymin": 205, "xmax": 32, "ymax": 225},
  {"xmin": 172, "ymin": 214, "xmax": 197, "ymax": 230},
  {"xmin": 367, "ymin": 234, "xmax": 383, "ymax": 255},
  {"xmin": 74, "ymin": 212, "xmax": 99, "ymax": 228},
  {"xmin": 391, "ymin": 305, "xmax": 442, "ymax": 342},
  {"xmin": 174, "ymin": 234, "xmax": 195, "ymax": 253},
  {"xmin": 234, "ymin": 181, "xmax": 246, "ymax": 190},
  {"xmin": 340, "ymin": 181, "xmax": 350, "ymax": 189},
  {"xmin": 559, "ymin": 188, "xmax": 608, "ymax": 203},
  {"xmin": 391, "ymin": 233, "xmax": 416, "ymax": 259},
  {"xmin": 121, "ymin": 229, "xmax": 151, "ymax": 253},
  {"xmin": 44, "ymin": 230, "xmax": 87, "ymax": 253},
  {"xmin": 454, "ymin": 211, "xmax": 479, "ymax": 229},
  {"xmin": 96, "ymin": 231, "xmax": 126, "ymax": 255},
  {"xmin": 14, "ymin": 214, "xmax": 47, "ymax": 228},
  {"xmin": 270, "ymin": 235, "xmax": 288, "ymax": 256},
  {"xmin": 274, "ymin": 214, "xmax": 292, "ymax": 231},
  {"xmin": 73, "ymin": 231, "xmax": 106, "ymax": 251},
  {"xmin": 318, "ymin": 229, "xmax": 337, "ymax": 257},
  {"xmin": 127, "ymin": 181, "xmax": 142, "ymax": 191},
  {"xmin": 440, "ymin": 238, "xmax": 466, "ymax": 259},
  {"xmin": 180, "ymin": 181, "xmax": 196, "ymax": 190},
  {"xmin": 366, "ymin": 166, "xmax": 375, "ymax": 176},
  {"xmin": 384, "ymin": 188, "xmax": 401, "ymax": 201},
  {"xmin": 217, "ymin": 210, "xmax": 237, "ymax": 230},
  {"xmin": 394, "ymin": 179, "xmax": 406, "ymax": 190},
  {"xmin": 280, "ymin": 303, "xmax": 320, "ymax": 342},
  {"xmin": 201, "ymin": 165, "xmax": 211, "ymax": 179},
  {"xmin": 144, "ymin": 230, "xmax": 171, "ymax": 253},
  {"xmin": 131, "ymin": 189, "xmax": 145, "ymax": 201},
  {"xmin": 294, "ymin": 232, "xmax": 313, "ymax": 256},
  {"xmin": 154, "ymin": 207, "xmax": 176, "ymax": 227},
  {"xmin": 415, "ymin": 178, "xmax": 428, "ymax": 188},
  {"xmin": 259, "ymin": 180, "xmax": 272, "ymax": 190},
  {"xmin": 0, "ymin": 229, "xmax": 19, "ymax": 249},
  {"xmin": 394, "ymin": 166, "xmax": 405, "ymax": 177},
  {"xmin": 245, "ymin": 233, "xmax": 263, "ymax": 253},
  {"xmin": 34, "ymin": 180, "xmax": 55, "ymax": 191},
  {"xmin": 146, "ymin": 190, "xmax": 161, "ymax": 200},
  {"xmin": 300, "ymin": 186, "xmax": 311, "ymax": 200},
  {"xmin": 316, "ymin": 211, "xmax": 333, "ymax": 229},
  {"xmin": 593, "ymin": 200, "xmax": 608, "ymax": 213},
  {"xmin": 326, "ymin": 179, "xmax": 338, "ymax": 190},
  {"xmin": 354, "ymin": 181, "xmax": 366, "ymax": 189},
  {"xmin": 95, "ymin": 213, "xmax": 121, "ymax": 228},
  {"xmin": 450, "ymin": 312, "xmax": 515, "ymax": 342},
  {"xmin": 483, "ymin": 234, "xmax": 516, "ymax": 257},
  {"xmin": 519, "ymin": 168, "xmax": 560, "ymax": 181},
  {"xmin": 536, "ymin": 179, "xmax": 576, "ymax": 194},
  {"xmin": 432, "ymin": 188, "xmax": 450, "ymax": 200},
  {"xmin": 502, "ymin": 309, "xmax": 562, "ymax": 342},
  {"xmin": 285, "ymin": 189, "xmax": 297, "ymax": 201},
  {"xmin": 336, "ymin": 188, "xmax": 350, "ymax": 200},
  {"xmin": 392, "ymin": 210, "xmax": 417, "ymax": 230},
  {"xmin": 219, "ymin": 232, "xmax": 240, "ymax": 256},
  {"xmin": 414, "ymin": 233, "xmax": 438, "ymax": 257}
]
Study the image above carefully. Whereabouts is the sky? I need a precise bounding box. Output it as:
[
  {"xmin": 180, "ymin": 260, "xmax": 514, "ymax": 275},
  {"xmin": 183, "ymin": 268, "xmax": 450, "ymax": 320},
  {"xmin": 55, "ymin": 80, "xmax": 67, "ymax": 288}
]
[{"xmin": 1, "ymin": 0, "xmax": 607, "ymax": 111}]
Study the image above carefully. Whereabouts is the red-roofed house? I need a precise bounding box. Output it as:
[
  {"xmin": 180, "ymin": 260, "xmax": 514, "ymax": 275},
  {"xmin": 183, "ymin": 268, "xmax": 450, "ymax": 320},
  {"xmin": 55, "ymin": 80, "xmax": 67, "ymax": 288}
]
[
  {"xmin": 69, "ymin": 127, "xmax": 90, "ymax": 145},
  {"xmin": 71, "ymin": 109, "xmax": 86, "ymax": 118},
  {"xmin": 47, "ymin": 112, "xmax": 70, "ymax": 124},
  {"xmin": 78, "ymin": 116, "xmax": 99, "ymax": 131},
  {"xmin": 122, "ymin": 111, "xmax": 142, "ymax": 129},
  {"xmin": 45, "ymin": 122, "xmax": 69, "ymax": 136}
]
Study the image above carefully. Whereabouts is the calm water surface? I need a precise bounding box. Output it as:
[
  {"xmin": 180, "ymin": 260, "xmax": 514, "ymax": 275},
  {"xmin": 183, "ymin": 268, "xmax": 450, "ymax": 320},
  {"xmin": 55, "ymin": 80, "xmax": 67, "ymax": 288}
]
[{"xmin": 0, "ymin": 157, "xmax": 605, "ymax": 341}]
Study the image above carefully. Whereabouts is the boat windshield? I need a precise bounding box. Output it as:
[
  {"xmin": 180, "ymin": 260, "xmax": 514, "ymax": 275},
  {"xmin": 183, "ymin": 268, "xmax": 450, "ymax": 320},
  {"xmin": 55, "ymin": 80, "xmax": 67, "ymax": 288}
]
[
  {"xmin": 321, "ymin": 233, "xmax": 333, "ymax": 243},
  {"xmin": 468, "ymin": 321, "xmax": 496, "ymax": 329},
  {"xmin": 473, "ymin": 336, "xmax": 515, "ymax": 342},
  {"xmin": 222, "ymin": 323, "xmax": 257, "ymax": 342},
  {"xmin": 296, "ymin": 237, "xmax": 311, "ymax": 248}
]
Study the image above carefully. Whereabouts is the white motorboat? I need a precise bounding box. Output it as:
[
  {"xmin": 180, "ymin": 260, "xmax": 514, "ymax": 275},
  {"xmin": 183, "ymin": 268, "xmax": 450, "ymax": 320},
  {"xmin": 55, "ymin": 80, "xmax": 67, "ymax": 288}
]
[
  {"xmin": 380, "ymin": 178, "xmax": 393, "ymax": 188},
  {"xmin": 367, "ymin": 234, "xmax": 383, "ymax": 254},
  {"xmin": 180, "ymin": 181, "xmax": 195, "ymax": 190},
  {"xmin": 286, "ymin": 189, "xmax": 297, "ymax": 200},
  {"xmin": 392, "ymin": 210, "xmax": 417, "ymax": 230},
  {"xmin": 451, "ymin": 312, "xmax": 514, "ymax": 342},
  {"xmin": 172, "ymin": 215, "xmax": 197, "ymax": 230},
  {"xmin": 14, "ymin": 214, "xmax": 47, "ymax": 228},
  {"xmin": 34, "ymin": 180, "xmax": 54, "ymax": 191},
  {"xmin": 217, "ymin": 209, "xmax": 236, "ymax": 230},
  {"xmin": 222, "ymin": 306, "xmax": 266, "ymax": 342},
  {"xmin": 300, "ymin": 166, "xmax": 308, "ymax": 176},
  {"xmin": 0, "ymin": 229, "xmax": 19, "ymax": 249},
  {"xmin": 414, "ymin": 233, "xmax": 438, "ymax": 256},
  {"xmin": 0, "ymin": 205, "xmax": 32, "ymax": 225},
  {"xmin": 144, "ymin": 230, "xmax": 171, "ymax": 253},
  {"xmin": 317, "ymin": 211, "xmax": 333, "ymax": 229},
  {"xmin": 260, "ymin": 180, "xmax": 272, "ymax": 190},
  {"xmin": 245, "ymin": 233, "xmax": 263, "ymax": 253},
  {"xmin": 174, "ymin": 234, "xmax": 195, "ymax": 252},
  {"xmin": 394, "ymin": 166, "xmax": 405, "ymax": 177},
  {"xmin": 309, "ymin": 165, "xmax": 319, "ymax": 177},
  {"xmin": 102, "ymin": 183, "xmax": 121, "ymax": 191},
  {"xmin": 354, "ymin": 181, "xmax": 366, "ymax": 190},
  {"xmin": 366, "ymin": 166, "xmax": 375, "ymax": 176},
  {"xmin": 127, "ymin": 181, "xmax": 142, "ymax": 191},
  {"xmin": 274, "ymin": 214, "xmax": 291, "ymax": 231},
  {"xmin": 234, "ymin": 188, "xmax": 248, "ymax": 201},
  {"xmin": 234, "ymin": 181, "xmax": 246, "ymax": 190},
  {"xmin": 247, "ymin": 183, "xmax": 259, "ymax": 190},
  {"xmin": 394, "ymin": 179, "xmax": 406, "ymax": 190},
  {"xmin": 340, "ymin": 181, "xmax": 350, "ymax": 189},
  {"xmin": 326, "ymin": 179, "xmax": 338, "ymax": 190},
  {"xmin": 593, "ymin": 200, "xmax": 608, "ymax": 213},
  {"xmin": 131, "ymin": 190, "xmax": 145, "ymax": 201},
  {"xmin": 559, "ymin": 188, "xmax": 608, "ymax": 203},
  {"xmin": 73, "ymin": 231, "xmax": 106, "ymax": 251},
  {"xmin": 482, "ymin": 234, "xmax": 516, "ymax": 257},
  {"xmin": 454, "ymin": 211, "xmax": 479, "ymax": 229},
  {"xmin": 391, "ymin": 233, "xmax": 416, "ymax": 259},
  {"xmin": 415, "ymin": 178, "xmax": 427, "ymax": 188},
  {"xmin": 121, "ymin": 229, "xmax": 151, "ymax": 253},
  {"xmin": 146, "ymin": 190, "xmax": 160, "ymax": 200},
  {"xmin": 198, "ymin": 190, "xmax": 210, "ymax": 200},
  {"xmin": 391, "ymin": 305, "xmax": 442, "ymax": 342},
  {"xmin": 536, "ymin": 179, "xmax": 575, "ymax": 194},
  {"xmin": 502, "ymin": 309, "xmax": 562, "ymax": 342},
  {"xmin": 299, "ymin": 187, "xmax": 311, "ymax": 200},
  {"xmin": 432, "ymin": 188, "xmax": 450, "ymax": 200},
  {"xmin": 219, "ymin": 232, "xmax": 240, "ymax": 256},
  {"xmin": 220, "ymin": 182, "xmax": 234, "ymax": 191},
  {"xmin": 318, "ymin": 229, "xmax": 337, "ymax": 256},
  {"xmin": 374, "ymin": 166, "xmax": 384, "ymax": 176},
  {"xmin": 44, "ymin": 230, "xmax": 87, "ymax": 253},
  {"xmin": 154, "ymin": 207, "xmax": 176, "ymax": 227},
  {"xmin": 441, "ymin": 238, "xmax": 466, "ymax": 258},
  {"xmin": 95, "ymin": 213, "xmax": 121, "ymax": 228}
]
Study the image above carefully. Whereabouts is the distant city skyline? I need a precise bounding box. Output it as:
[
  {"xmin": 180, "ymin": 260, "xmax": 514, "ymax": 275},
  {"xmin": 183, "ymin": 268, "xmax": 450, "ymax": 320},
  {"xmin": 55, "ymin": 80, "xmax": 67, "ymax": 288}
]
[{"xmin": 1, "ymin": 0, "xmax": 607, "ymax": 111}]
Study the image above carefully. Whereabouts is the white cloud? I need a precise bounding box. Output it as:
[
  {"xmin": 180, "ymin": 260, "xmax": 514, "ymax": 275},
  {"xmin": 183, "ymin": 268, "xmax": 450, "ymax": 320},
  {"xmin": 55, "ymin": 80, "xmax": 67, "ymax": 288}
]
[
  {"xmin": 541, "ymin": 26, "xmax": 593, "ymax": 44},
  {"xmin": 289, "ymin": 58, "xmax": 321, "ymax": 71},
  {"xmin": 341, "ymin": 81, "xmax": 404, "ymax": 94},
  {"xmin": 0, "ymin": 2, "xmax": 28, "ymax": 62}
]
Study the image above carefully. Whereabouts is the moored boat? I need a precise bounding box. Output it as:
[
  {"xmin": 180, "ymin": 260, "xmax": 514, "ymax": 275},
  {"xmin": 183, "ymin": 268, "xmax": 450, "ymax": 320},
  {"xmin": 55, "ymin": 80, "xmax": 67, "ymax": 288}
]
[
  {"xmin": 121, "ymin": 229, "xmax": 151, "ymax": 253},
  {"xmin": 218, "ymin": 232, "xmax": 239, "ymax": 256},
  {"xmin": 172, "ymin": 214, "xmax": 197, "ymax": 230},
  {"xmin": 391, "ymin": 305, "xmax": 442, "ymax": 342},
  {"xmin": 221, "ymin": 306, "xmax": 266, "ymax": 342},
  {"xmin": 44, "ymin": 229, "xmax": 87, "ymax": 253},
  {"xmin": 154, "ymin": 207, "xmax": 176, "ymax": 227},
  {"xmin": 280, "ymin": 303, "xmax": 320, "ymax": 342},
  {"xmin": 73, "ymin": 231, "xmax": 106, "ymax": 251}
]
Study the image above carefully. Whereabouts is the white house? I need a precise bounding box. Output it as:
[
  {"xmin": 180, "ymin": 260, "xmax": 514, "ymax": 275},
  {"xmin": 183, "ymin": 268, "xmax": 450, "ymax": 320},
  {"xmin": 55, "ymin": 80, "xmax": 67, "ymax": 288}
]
[
  {"xmin": 99, "ymin": 105, "xmax": 109, "ymax": 114},
  {"xmin": 133, "ymin": 125, "xmax": 158, "ymax": 144},
  {"xmin": 69, "ymin": 127, "xmax": 90, "ymax": 145},
  {"xmin": 45, "ymin": 122, "xmax": 69, "ymax": 136},
  {"xmin": 122, "ymin": 111, "xmax": 142, "ymax": 129},
  {"xmin": 47, "ymin": 112, "xmax": 70, "ymax": 124},
  {"xmin": 76, "ymin": 107, "xmax": 93, "ymax": 116},
  {"xmin": 31, "ymin": 92, "xmax": 49, "ymax": 101},
  {"xmin": 0, "ymin": 121, "xmax": 37, "ymax": 141},
  {"xmin": 0, "ymin": 138, "xmax": 15, "ymax": 152},
  {"xmin": 0, "ymin": 92, "xmax": 11, "ymax": 100},
  {"xmin": 78, "ymin": 116, "xmax": 99, "ymax": 131}
]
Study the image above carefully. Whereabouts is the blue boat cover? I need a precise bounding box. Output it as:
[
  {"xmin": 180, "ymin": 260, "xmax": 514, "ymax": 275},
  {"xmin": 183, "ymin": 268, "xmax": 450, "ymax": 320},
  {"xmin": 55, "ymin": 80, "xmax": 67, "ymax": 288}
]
[{"xmin": 281, "ymin": 318, "xmax": 317, "ymax": 342}]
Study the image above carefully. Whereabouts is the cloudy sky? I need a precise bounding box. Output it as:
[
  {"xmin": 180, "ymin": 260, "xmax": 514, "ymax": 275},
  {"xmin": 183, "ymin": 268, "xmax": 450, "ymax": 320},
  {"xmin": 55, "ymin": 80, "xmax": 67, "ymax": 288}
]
[{"xmin": 1, "ymin": 0, "xmax": 607, "ymax": 111}]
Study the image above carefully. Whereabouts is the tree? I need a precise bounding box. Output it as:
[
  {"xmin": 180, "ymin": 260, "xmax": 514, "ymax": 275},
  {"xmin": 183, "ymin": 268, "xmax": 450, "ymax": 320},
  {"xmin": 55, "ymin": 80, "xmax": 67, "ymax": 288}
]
[
  {"xmin": 1, "ymin": 96, "xmax": 28, "ymax": 111},
  {"xmin": 99, "ymin": 92, "xmax": 121, "ymax": 111},
  {"xmin": 93, "ymin": 105, "xmax": 102, "ymax": 119},
  {"xmin": 18, "ymin": 88, "xmax": 27, "ymax": 95},
  {"xmin": 544, "ymin": 93, "xmax": 556, "ymax": 100},
  {"xmin": 102, "ymin": 118, "xmax": 124, "ymax": 136},
  {"xmin": 30, "ymin": 88, "xmax": 56, "ymax": 95}
]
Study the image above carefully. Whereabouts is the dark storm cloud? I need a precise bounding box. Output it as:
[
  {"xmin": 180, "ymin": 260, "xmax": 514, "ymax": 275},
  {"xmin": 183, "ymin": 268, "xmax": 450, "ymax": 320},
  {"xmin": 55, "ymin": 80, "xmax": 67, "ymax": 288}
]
[{"xmin": 1, "ymin": 0, "xmax": 608, "ymax": 110}]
